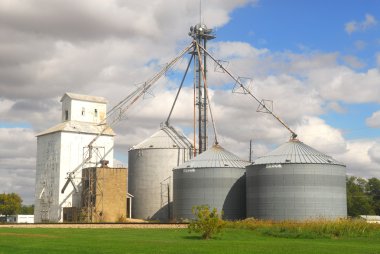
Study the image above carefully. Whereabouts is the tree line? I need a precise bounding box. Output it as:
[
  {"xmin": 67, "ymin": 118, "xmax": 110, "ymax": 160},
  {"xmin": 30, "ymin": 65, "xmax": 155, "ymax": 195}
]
[{"xmin": 347, "ymin": 176, "xmax": 380, "ymax": 217}]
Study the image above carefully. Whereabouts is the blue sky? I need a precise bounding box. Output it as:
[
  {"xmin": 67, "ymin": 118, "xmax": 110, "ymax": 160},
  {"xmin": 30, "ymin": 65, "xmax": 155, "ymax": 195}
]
[
  {"xmin": 215, "ymin": 1, "xmax": 380, "ymax": 142},
  {"xmin": 219, "ymin": 1, "xmax": 380, "ymax": 65}
]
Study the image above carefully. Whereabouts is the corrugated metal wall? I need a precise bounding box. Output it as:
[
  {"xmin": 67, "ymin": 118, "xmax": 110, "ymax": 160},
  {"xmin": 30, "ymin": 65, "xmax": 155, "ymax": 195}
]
[
  {"xmin": 246, "ymin": 163, "xmax": 347, "ymax": 220},
  {"xmin": 173, "ymin": 167, "xmax": 246, "ymax": 220},
  {"xmin": 128, "ymin": 126, "xmax": 193, "ymax": 221}
]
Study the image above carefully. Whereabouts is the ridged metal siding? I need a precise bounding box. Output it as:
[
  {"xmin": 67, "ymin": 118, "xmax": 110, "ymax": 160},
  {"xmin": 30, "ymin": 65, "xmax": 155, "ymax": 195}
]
[
  {"xmin": 128, "ymin": 126, "xmax": 193, "ymax": 221},
  {"xmin": 246, "ymin": 139, "xmax": 347, "ymax": 221},
  {"xmin": 173, "ymin": 144, "xmax": 249, "ymax": 220}
]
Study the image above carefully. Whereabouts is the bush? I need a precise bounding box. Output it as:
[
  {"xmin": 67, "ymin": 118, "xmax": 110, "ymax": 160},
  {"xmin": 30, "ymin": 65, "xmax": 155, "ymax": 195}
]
[{"xmin": 188, "ymin": 205, "xmax": 225, "ymax": 240}]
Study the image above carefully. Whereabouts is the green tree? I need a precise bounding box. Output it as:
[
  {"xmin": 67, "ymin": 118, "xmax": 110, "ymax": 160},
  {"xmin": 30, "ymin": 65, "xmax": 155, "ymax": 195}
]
[
  {"xmin": 20, "ymin": 205, "xmax": 34, "ymax": 215},
  {"xmin": 346, "ymin": 176, "xmax": 374, "ymax": 217},
  {"xmin": 367, "ymin": 177, "xmax": 380, "ymax": 215},
  {"xmin": 188, "ymin": 205, "xmax": 225, "ymax": 240},
  {"xmin": 0, "ymin": 193, "xmax": 23, "ymax": 220}
]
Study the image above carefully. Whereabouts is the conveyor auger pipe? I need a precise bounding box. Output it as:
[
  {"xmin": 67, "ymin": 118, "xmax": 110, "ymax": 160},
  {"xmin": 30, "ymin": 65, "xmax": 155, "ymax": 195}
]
[
  {"xmin": 196, "ymin": 42, "xmax": 298, "ymax": 139},
  {"xmin": 61, "ymin": 42, "xmax": 194, "ymax": 194}
]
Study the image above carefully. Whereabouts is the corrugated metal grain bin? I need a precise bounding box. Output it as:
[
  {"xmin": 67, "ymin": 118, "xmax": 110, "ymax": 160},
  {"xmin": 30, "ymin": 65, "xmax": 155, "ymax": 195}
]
[
  {"xmin": 128, "ymin": 126, "xmax": 193, "ymax": 221},
  {"xmin": 173, "ymin": 144, "xmax": 249, "ymax": 220},
  {"xmin": 246, "ymin": 139, "xmax": 347, "ymax": 221}
]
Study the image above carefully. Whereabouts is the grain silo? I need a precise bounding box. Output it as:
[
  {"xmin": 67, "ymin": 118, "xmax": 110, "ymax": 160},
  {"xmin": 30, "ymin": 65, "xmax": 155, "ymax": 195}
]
[
  {"xmin": 246, "ymin": 138, "xmax": 347, "ymax": 221},
  {"xmin": 34, "ymin": 93, "xmax": 115, "ymax": 223},
  {"xmin": 128, "ymin": 125, "xmax": 193, "ymax": 221},
  {"xmin": 173, "ymin": 144, "xmax": 249, "ymax": 220}
]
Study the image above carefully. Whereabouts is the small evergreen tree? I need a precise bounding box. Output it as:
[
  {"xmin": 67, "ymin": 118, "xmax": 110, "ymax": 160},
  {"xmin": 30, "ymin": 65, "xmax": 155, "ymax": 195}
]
[{"xmin": 188, "ymin": 205, "xmax": 225, "ymax": 240}]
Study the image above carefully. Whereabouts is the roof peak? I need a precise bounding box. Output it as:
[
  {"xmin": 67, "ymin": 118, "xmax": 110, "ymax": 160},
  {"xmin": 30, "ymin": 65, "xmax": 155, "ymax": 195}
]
[
  {"xmin": 36, "ymin": 120, "xmax": 115, "ymax": 137},
  {"xmin": 60, "ymin": 92, "xmax": 108, "ymax": 103},
  {"xmin": 176, "ymin": 143, "xmax": 249, "ymax": 169},
  {"xmin": 254, "ymin": 140, "xmax": 345, "ymax": 166},
  {"xmin": 131, "ymin": 125, "xmax": 193, "ymax": 150}
]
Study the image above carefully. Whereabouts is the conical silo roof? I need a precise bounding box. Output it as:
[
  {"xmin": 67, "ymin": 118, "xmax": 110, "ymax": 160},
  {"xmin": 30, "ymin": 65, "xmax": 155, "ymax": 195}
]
[
  {"xmin": 253, "ymin": 139, "xmax": 345, "ymax": 166},
  {"xmin": 176, "ymin": 144, "xmax": 249, "ymax": 169},
  {"xmin": 131, "ymin": 125, "xmax": 193, "ymax": 150}
]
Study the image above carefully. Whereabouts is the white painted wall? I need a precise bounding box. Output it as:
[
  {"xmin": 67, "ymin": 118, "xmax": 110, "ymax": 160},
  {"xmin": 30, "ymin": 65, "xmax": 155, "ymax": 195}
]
[
  {"xmin": 35, "ymin": 93, "xmax": 114, "ymax": 223},
  {"xmin": 57, "ymin": 132, "xmax": 114, "ymax": 221},
  {"xmin": 61, "ymin": 97, "xmax": 107, "ymax": 123},
  {"xmin": 34, "ymin": 131, "xmax": 114, "ymax": 223},
  {"xmin": 34, "ymin": 132, "xmax": 61, "ymax": 223},
  {"xmin": 16, "ymin": 215, "xmax": 34, "ymax": 223}
]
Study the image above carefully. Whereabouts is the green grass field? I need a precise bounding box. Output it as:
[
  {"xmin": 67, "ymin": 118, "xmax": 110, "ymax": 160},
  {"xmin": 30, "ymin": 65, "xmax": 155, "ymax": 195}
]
[{"xmin": 0, "ymin": 227, "xmax": 380, "ymax": 254}]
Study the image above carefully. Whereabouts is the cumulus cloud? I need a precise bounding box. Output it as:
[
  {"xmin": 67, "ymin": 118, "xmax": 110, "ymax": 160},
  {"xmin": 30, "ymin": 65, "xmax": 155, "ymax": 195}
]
[
  {"xmin": 335, "ymin": 140, "xmax": 380, "ymax": 178},
  {"xmin": 366, "ymin": 111, "xmax": 380, "ymax": 128},
  {"xmin": 295, "ymin": 116, "xmax": 347, "ymax": 155},
  {"xmin": 345, "ymin": 13, "xmax": 377, "ymax": 34},
  {"xmin": 342, "ymin": 55, "xmax": 365, "ymax": 69},
  {"xmin": 0, "ymin": 128, "xmax": 36, "ymax": 204},
  {"xmin": 0, "ymin": 0, "xmax": 259, "ymax": 204},
  {"xmin": 307, "ymin": 67, "xmax": 380, "ymax": 103},
  {"xmin": 368, "ymin": 143, "xmax": 380, "ymax": 164}
]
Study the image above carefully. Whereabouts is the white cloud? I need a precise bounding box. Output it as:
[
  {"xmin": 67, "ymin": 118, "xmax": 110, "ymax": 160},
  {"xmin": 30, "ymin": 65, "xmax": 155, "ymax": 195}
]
[
  {"xmin": 335, "ymin": 140, "xmax": 380, "ymax": 178},
  {"xmin": 0, "ymin": 0, "xmax": 259, "ymax": 205},
  {"xmin": 345, "ymin": 21, "xmax": 358, "ymax": 34},
  {"xmin": 326, "ymin": 101, "xmax": 346, "ymax": 114},
  {"xmin": 354, "ymin": 40, "xmax": 367, "ymax": 50},
  {"xmin": 0, "ymin": 128, "xmax": 36, "ymax": 204},
  {"xmin": 342, "ymin": 55, "xmax": 365, "ymax": 69},
  {"xmin": 345, "ymin": 13, "xmax": 377, "ymax": 34},
  {"xmin": 308, "ymin": 67, "xmax": 380, "ymax": 103},
  {"xmin": 366, "ymin": 111, "xmax": 380, "ymax": 128},
  {"xmin": 363, "ymin": 14, "xmax": 377, "ymax": 29},
  {"xmin": 368, "ymin": 143, "xmax": 380, "ymax": 164},
  {"xmin": 295, "ymin": 116, "xmax": 347, "ymax": 156}
]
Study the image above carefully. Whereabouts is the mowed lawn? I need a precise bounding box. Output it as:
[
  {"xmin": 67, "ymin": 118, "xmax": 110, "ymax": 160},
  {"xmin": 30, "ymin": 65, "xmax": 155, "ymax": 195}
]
[{"xmin": 0, "ymin": 227, "xmax": 379, "ymax": 254}]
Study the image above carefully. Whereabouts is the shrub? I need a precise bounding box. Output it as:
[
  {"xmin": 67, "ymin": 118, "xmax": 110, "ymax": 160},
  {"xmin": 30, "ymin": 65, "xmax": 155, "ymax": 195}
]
[{"xmin": 188, "ymin": 205, "xmax": 225, "ymax": 240}]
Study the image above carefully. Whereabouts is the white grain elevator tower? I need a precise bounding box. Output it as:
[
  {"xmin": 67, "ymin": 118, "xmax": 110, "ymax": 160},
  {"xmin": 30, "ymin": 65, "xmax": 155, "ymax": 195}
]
[{"xmin": 34, "ymin": 93, "xmax": 115, "ymax": 222}]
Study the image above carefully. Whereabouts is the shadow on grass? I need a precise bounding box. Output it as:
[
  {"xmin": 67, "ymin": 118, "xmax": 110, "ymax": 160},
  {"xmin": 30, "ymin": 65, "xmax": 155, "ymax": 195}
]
[
  {"xmin": 182, "ymin": 235, "xmax": 223, "ymax": 240},
  {"xmin": 182, "ymin": 235, "xmax": 202, "ymax": 240}
]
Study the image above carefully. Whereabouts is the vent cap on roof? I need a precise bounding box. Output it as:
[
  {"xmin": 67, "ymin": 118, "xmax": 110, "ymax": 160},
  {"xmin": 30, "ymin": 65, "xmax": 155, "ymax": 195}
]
[
  {"xmin": 253, "ymin": 139, "xmax": 345, "ymax": 166},
  {"xmin": 175, "ymin": 144, "xmax": 249, "ymax": 169}
]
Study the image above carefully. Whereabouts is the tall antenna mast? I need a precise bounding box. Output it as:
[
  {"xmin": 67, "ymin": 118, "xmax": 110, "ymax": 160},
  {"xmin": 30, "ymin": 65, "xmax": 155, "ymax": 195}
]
[
  {"xmin": 189, "ymin": 21, "xmax": 215, "ymax": 154},
  {"xmin": 199, "ymin": 0, "xmax": 202, "ymax": 24}
]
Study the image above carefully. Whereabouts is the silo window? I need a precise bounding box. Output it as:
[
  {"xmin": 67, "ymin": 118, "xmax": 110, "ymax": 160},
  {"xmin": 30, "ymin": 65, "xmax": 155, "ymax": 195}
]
[
  {"xmin": 65, "ymin": 110, "xmax": 68, "ymax": 120},
  {"xmin": 94, "ymin": 109, "xmax": 98, "ymax": 117},
  {"xmin": 81, "ymin": 107, "xmax": 85, "ymax": 116}
]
